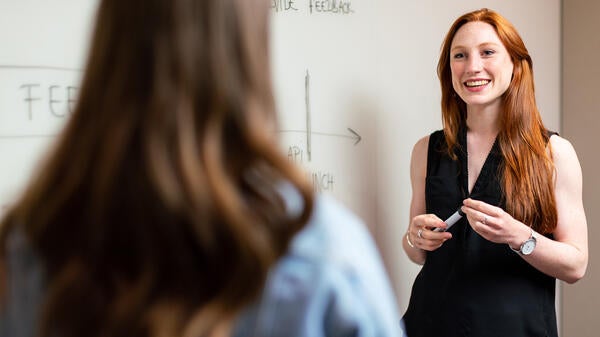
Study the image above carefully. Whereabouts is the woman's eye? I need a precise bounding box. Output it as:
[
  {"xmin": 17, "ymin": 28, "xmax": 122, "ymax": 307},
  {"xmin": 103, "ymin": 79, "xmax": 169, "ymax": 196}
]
[
  {"xmin": 483, "ymin": 50, "xmax": 495, "ymax": 56},
  {"xmin": 453, "ymin": 53, "xmax": 464, "ymax": 59}
]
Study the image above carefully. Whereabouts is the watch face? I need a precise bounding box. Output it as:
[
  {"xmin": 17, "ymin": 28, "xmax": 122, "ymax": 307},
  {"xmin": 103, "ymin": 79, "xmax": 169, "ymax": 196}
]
[{"xmin": 521, "ymin": 239, "xmax": 536, "ymax": 255}]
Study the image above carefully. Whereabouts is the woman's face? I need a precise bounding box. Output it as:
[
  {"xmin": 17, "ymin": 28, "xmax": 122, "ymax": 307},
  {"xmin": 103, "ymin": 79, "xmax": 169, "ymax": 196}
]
[{"xmin": 449, "ymin": 21, "xmax": 514, "ymax": 109}]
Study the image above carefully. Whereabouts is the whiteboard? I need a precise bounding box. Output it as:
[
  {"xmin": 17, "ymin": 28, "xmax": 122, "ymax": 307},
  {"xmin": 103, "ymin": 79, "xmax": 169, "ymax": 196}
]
[
  {"xmin": 270, "ymin": 0, "xmax": 560, "ymax": 313},
  {"xmin": 0, "ymin": 0, "xmax": 560, "ymax": 315},
  {"xmin": 0, "ymin": 1, "xmax": 97, "ymax": 210}
]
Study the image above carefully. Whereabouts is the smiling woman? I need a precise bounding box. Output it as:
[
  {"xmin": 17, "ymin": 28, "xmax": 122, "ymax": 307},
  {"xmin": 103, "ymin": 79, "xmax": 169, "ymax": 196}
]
[
  {"xmin": 449, "ymin": 21, "xmax": 514, "ymax": 109},
  {"xmin": 402, "ymin": 8, "xmax": 588, "ymax": 337}
]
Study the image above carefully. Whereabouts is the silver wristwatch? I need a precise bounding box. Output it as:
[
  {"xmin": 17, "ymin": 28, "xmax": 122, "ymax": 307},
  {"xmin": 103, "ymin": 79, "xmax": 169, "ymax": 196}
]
[{"xmin": 510, "ymin": 228, "xmax": 536, "ymax": 255}]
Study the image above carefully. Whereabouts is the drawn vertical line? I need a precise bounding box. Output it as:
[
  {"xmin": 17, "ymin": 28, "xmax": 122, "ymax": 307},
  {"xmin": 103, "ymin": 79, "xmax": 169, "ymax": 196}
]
[{"xmin": 305, "ymin": 69, "xmax": 312, "ymax": 161}]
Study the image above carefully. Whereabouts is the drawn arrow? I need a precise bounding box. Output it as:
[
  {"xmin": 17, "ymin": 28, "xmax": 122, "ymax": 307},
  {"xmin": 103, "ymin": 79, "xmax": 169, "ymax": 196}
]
[
  {"xmin": 278, "ymin": 128, "xmax": 362, "ymax": 145},
  {"xmin": 279, "ymin": 69, "xmax": 363, "ymax": 162},
  {"xmin": 347, "ymin": 127, "xmax": 361, "ymax": 145}
]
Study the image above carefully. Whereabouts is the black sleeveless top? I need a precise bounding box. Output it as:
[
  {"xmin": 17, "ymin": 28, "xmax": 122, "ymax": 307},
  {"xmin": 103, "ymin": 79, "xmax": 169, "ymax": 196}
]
[{"xmin": 403, "ymin": 129, "xmax": 557, "ymax": 337}]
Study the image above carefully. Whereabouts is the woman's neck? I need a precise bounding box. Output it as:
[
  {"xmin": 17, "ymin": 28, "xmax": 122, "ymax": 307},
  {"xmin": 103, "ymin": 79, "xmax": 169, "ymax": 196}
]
[{"xmin": 466, "ymin": 103, "xmax": 501, "ymax": 136}]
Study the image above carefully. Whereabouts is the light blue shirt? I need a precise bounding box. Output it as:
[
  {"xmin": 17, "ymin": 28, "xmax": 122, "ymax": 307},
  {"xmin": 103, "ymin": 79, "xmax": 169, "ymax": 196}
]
[
  {"xmin": 233, "ymin": 190, "xmax": 404, "ymax": 336},
  {"xmin": 0, "ymin": 192, "xmax": 404, "ymax": 336}
]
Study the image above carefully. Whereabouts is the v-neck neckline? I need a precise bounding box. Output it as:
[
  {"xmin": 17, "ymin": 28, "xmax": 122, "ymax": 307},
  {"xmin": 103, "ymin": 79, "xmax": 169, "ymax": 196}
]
[{"xmin": 459, "ymin": 127, "xmax": 499, "ymax": 198}]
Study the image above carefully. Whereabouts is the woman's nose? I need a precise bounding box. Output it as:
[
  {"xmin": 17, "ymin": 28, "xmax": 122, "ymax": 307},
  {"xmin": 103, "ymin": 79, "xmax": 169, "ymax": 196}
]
[{"xmin": 466, "ymin": 55, "xmax": 483, "ymax": 73}]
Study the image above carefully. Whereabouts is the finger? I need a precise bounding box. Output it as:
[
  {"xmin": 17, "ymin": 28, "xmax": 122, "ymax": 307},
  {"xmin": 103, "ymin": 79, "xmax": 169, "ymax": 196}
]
[
  {"xmin": 424, "ymin": 214, "xmax": 446, "ymax": 231},
  {"xmin": 420, "ymin": 237, "xmax": 450, "ymax": 251},
  {"xmin": 417, "ymin": 227, "xmax": 452, "ymax": 243},
  {"xmin": 462, "ymin": 203, "xmax": 493, "ymax": 221},
  {"xmin": 460, "ymin": 206, "xmax": 487, "ymax": 231},
  {"xmin": 460, "ymin": 205, "xmax": 478, "ymax": 222},
  {"xmin": 463, "ymin": 198, "xmax": 498, "ymax": 216}
]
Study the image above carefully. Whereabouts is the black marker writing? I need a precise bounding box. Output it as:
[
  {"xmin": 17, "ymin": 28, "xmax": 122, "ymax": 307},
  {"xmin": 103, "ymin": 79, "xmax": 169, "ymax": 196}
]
[
  {"xmin": 309, "ymin": 0, "xmax": 354, "ymax": 14},
  {"xmin": 271, "ymin": 0, "xmax": 299, "ymax": 12},
  {"xmin": 20, "ymin": 84, "xmax": 41, "ymax": 120}
]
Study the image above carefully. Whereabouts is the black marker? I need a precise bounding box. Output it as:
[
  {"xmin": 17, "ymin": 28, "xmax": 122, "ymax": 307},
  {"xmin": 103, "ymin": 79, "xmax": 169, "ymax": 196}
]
[{"xmin": 433, "ymin": 208, "xmax": 465, "ymax": 232}]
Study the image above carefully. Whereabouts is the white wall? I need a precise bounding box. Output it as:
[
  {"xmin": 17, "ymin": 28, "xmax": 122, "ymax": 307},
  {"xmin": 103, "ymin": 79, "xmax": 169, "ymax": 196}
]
[{"xmin": 271, "ymin": 0, "xmax": 561, "ymax": 314}]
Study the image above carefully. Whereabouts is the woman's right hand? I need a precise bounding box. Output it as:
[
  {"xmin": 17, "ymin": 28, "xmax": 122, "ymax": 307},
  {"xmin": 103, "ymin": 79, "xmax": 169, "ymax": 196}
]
[{"xmin": 407, "ymin": 214, "xmax": 453, "ymax": 251}]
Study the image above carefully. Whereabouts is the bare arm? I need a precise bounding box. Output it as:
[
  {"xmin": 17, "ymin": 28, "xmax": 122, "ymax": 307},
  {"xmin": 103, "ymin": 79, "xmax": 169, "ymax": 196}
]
[
  {"xmin": 462, "ymin": 135, "xmax": 588, "ymax": 283},
  {"xmin": 402, "ymin": 136, "xmax": 452, "ymax": 265}
]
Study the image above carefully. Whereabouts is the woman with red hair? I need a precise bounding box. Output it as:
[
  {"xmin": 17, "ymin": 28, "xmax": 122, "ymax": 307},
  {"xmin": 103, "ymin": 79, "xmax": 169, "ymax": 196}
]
[{"xmin": 402, "ymin": 8, "xmax": 587, "ymax": 336}]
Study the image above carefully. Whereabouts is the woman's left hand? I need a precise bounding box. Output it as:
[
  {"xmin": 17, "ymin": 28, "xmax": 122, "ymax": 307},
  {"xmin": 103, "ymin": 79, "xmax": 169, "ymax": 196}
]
[{"xmin": 461, "ymin": 198, "xmax": 530, "ymax": 248}]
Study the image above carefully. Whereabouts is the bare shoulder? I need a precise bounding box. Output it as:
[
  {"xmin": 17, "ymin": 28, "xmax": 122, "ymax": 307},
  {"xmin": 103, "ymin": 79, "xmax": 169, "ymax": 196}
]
[
  {"xmin": 411, "ymin": 135, "xmax": 430, "ymax": 160},
  {"xmin": 549, "ymin": 134, "xmax": 583, "ymax": 187},
  {"xmin": 549, "ymin": 134, "xmax": 580, "ymax": 165},
  {"xmin": 410, "ymin": 135, "xmax": 430, "ymax": 180},
  {"xmin": 410, "ymin": 135, "xmax": 430, "ymax": 167}
]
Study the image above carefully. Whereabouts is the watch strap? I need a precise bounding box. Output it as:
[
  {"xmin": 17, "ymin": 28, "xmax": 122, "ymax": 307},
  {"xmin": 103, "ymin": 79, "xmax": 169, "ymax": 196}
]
[{"xmin": 510, "ymin": 228, "xmax": 535, "ymax": 254}]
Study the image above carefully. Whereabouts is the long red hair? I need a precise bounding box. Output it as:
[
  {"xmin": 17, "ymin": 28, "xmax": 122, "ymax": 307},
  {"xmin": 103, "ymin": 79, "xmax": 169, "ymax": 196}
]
[{"xmin": 437, "ymin": 8, "xmax": 557, "ymax": 234}]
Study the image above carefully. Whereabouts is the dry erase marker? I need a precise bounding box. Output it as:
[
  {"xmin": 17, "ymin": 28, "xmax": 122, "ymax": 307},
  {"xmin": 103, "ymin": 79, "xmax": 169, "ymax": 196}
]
[{"xmin": 433, "ymin": 208, "xmax": 465, "ymax": 232}]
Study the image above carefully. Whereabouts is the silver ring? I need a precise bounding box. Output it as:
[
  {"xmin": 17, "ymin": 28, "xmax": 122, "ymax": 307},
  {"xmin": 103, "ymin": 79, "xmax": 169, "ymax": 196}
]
[
  {"xmin": 482, "ymin": 216, "xmax": 487, "ymax": 225},
  {"xmin": 417, "ymin": 228, "xmax": 423, "ymax": 239}
]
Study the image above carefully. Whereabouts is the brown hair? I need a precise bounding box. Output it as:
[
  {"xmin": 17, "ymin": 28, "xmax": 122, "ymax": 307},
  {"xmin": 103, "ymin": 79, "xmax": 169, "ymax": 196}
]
[
  {"xmin": 437, "ymin": 8, "xmax": 557, "ymax": 234},
  {"xmin": 0, "ymin": 0, "xmax": 313, "ymax": 336}
]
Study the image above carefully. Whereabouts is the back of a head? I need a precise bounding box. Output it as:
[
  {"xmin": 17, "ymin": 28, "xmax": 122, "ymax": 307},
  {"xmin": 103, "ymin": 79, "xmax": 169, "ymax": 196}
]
[{"xmin": 0, "ymin": 0, "xmax": 314, "ymax": 336}]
